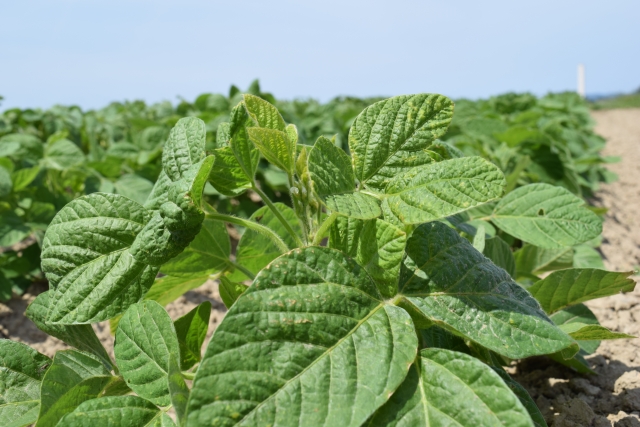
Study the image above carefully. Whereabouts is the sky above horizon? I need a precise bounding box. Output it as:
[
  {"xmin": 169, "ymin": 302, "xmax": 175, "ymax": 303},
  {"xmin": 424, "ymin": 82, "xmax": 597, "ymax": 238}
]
[{"xmin": 2, "ymin": 0, "xmax": 639, "ymax": 110}]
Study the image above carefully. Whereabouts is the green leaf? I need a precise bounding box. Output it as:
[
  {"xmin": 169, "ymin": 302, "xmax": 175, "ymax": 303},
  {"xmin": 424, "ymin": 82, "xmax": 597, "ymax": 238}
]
[
  {"xmin": 55, "ymin": 396, "xmax": 161, "ymax": 427},
  {"xmin": 558, "ymin": 323, "xmax": 635, "ymax": 341},
  {"xmin": 548, "ymin": 351, "xmax": 594, "ymax": 374},
  {"xmin": 0, "ymin": 211, "xmax": 30, "ymax": 247},
  {"xmin": 246, "ymin": 127, "xmax": 294, "ymax": 174},
  {"xmin": 0, "ymin": 340, "xmax": 51, "ymax": 427},
  {"xmin": 243, "ymin": 94, "xmax": 286, "ymax": 131},
  {"xmin": 167, "ymin": 355, "xmax": 189, "ymax": 425},
  {"xmin": 230, "ymin": 203, "xmax": 302, "ymax": 281},
  {"xmin": 144, "ymin": 171, "xmax": 172, "ymax": 211},
  {"xmin": 483, "ymin": 236, "xmax": 516, "ymax": 277},
  {"xmin": 329, "ymin": 216, "xmax": 406, "ymax": 298},
  {"xmin": 491, "ymin": 365, "xmax": 548, "ymax": 427},
  {"xmin": 208, "ymin": 147, "xmax": 253, "ymax": 196},
  {"xmin": 174, "ymin": 301, "xmax": 211, "ymax": 370},
  {"xmin": 472, "ymin": 224, "xmax": 486, "ymax": 252},
  {"xmin": 40, "ymin": 193, "xmax": 159, "ymax": 324},
  {"xmin": 162, "ymin": 117, "xmax": 206, "ymax": 182},
  {"xmin": 25, "ymin": 291, "xmax": 112, "ymax": 370},
  {"xmin": 160, "ymin": 218, "xmax": 230, "ymax": 278},
  {"xmin": 0, "ymin": 166, "xmax": 12, "ymax": 197},
  {"xmin": 368, "ymin": 349, "xmax": 534, "ymax": 427},
  {"xmin": 218, "ymin": 276, "xmax": 248, "ymax": 308},
  {"xmin": 37, "ymin": 350, "xmax": 113, "ymax": 427},
  {"xmin": 491, "ymin": 183, "xmax": 602, "ymax": 248},
  {"xmin": 229, "ymin": 104, "xmax": 260, "ymax": 182},
  {"xmin": 528, "ymin": 269, "xmax": 636, "ymax": 314},
  {"xmin": 114, "ymin": 301, "xmax": 180, "ymax": 406},
  {"xmin": 187, "ymin": 246, "xmax": 418, "ymax": 427},
  {"xmin": 514, "ymin": 244, "xmax": 573, "ymax": 277},
  {"xmin": 0, "ymin": 134, "xmax": 43, "ymax": 162},
  {"xmin": 398, "ymin": 221, "xmax": 578, "ymax": 359},
  {"xmin": 550, "ymin": 304, "xmax": 601, "ymax": 354},
  {"xmin": 349, "ymin": 94, "xmax": 454, "ymax": 190},
  {"xmin": 383, "ymin": 157, "xmax": 505, "ymax": 225},
  {"xmin": 308, "ymin": 136, "xmax": 382, "ymax": 219},
  {"xmin": 114, "ymin": 174, "xmax": 155, "ymax": 205},
  {"xmin": 573, "ymin": 244, "xmax": 605, "ymax": 269},
  {"xmin": 11, "ymin": 166, "xmax": 40, "ymax": 192},
  {"xmin": 144, "ymin": 275, "xmax": 210, "ymax": 307},
  {"xmin": 42, "ymin": 139, "xmax": 85, "ymax": 170}
]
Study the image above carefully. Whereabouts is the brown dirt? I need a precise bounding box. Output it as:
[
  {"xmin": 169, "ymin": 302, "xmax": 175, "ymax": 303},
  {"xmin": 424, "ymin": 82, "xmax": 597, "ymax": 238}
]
[{"xmin": 1, "ymin": 108, "xmax": 639, "ymax": 426}]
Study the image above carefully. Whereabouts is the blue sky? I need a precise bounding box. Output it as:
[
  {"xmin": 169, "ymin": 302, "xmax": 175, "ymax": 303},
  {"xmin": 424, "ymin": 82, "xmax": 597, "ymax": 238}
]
[{"xmin": 2, "ymin": 0, "xmax": 639, "ymax": 110}]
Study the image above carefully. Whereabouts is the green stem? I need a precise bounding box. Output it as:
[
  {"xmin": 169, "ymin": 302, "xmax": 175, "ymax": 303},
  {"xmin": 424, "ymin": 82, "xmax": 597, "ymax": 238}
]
[
  {"xmin": 205, "ymin": 212, "xmax": 290, "ymax": 253},
  {"xmin": 252, "ymin": 185, "xmax": 305, "ymax": 248},
  {"xmin": 312, "ymin": 212, "xmax": 339, "ymax": 246},
  {"xmin": 229, "ymin": 260, "xmax": 256, "ymax": 280}
]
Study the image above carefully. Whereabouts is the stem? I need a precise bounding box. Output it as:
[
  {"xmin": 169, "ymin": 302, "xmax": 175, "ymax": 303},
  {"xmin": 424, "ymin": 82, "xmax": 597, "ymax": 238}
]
[
  {"xmin": 252, "ymin": 185, "xmax": 305, "ymax": 248},
  {"xmin": 229, "ymin": 260, "xmax": 255, "ymax": 280},
  {"xmin": 206, "ymin": 212, "xmax": 290, "ymax": 253},
  {"xmin": 312, "ymin": 212, "xmax": 339, "ymax": 246}
]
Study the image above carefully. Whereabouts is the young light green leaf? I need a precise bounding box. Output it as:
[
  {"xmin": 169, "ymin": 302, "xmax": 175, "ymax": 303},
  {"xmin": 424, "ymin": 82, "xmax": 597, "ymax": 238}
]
[
  {"xmin": 329, "ymin": 216, "xmax": 406, "ymax": 298},
  {"xmin": 114, "ymin": 301, "xmax": 180, "ymax": 407},
  {"xmin": 368, "ymin": 349, "xmax": 534, "ymax": 427},
  {"xmin": 0, "ymin": 340, "xmax": 51, "ymax": 427},
  {"xmin": 243, "ymin": 94, "xmax": 286, "ymax": 131},
  {"xmin": 308, "ymin": 136, "xmax": 382, "ymax": 219},
  {"xmin": 483, "ymin": 236, "xmax": 516, "ymax": 277},
  {"xmin": 167, "ymin": 355, "xmax": 189, "ymax": 424},
  {"xmin": 229, "ymin": 104, "xmax": 260, "ymax": 182},
  {"xmin": 472, "ymin": 224, "xmax": 486, "ymax": 252},
  {"xmin": 230, "ymin": 203, "xmax": 302, "ymax": 281},
  {"xmin": 573, "ymin": 244, "xmax": 605, "ymax": 269},
  {"xmin": 187, "ymin": 247, "xmax": 418, "ymax": 427},
  {"xmin": 41, "ymin": 193, "xmax": 159, "ymax": 324},
  {"xmin": 144, "ymin": 275, "xmax": 210, "ymax": 307},
  {"xmin": 528, "ymin": 268, "xmax": 636, "ymax": 314},
  {"xmin": 11, "ymin": 165, "xmax": 40, "ymax": 192},
  {"xmin": 349, "ymin": 94, "xmax": 454, "ymax": 190},
  {"xmin": 174, "ymin": 301, "xmax": 211, "ymax": 370},
  {"xmin": 162, "ymin": 117, "xmax": 206, "ymax": 182},
  {"xmin": 514, "ymin": 244, "xmax": 574, "ymax": 277},
  {"xmin": 25, "ymin": 292, "xmax": 112, "ymax": 370},
  {"xmin": 491, "ymin": 183, "xmax": 602, "ymax": 248},
  {"xmin": 384, "ymin": 157, "xmax": 505, "ymax": 225},
  {"xmin": 246, "ymin": 127, "xmax": 294, "ymax": 173},
  {"xmin": 398, "ymin": 221, "xmax": 578, "ymax": 359},
  {"xmin": 37, "ymin": 350, "xmax": 113, "ymax": 427},
  {"xmin": 218, "ymin": 276, "xmax": 248, "ymax": 309},
  {"xmin": 55, "ymin": 396, "xmax": 160, "ymax": 427},
  {"xmin": 160, "ymin": 218, "xmax": 231, "ymax": 278},
  {"xmin": 558, "ymin": 323, "xmax": 635, "ymax": 341}
]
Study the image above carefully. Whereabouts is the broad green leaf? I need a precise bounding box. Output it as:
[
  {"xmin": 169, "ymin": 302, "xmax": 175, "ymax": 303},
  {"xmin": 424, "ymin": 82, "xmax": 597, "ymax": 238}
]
[
  {"xmin": 144, "ymin": 275, "xmax": 210, "ymax": 307},
  {"xmin": 246, "ymin": 127, "xmax": 294, "ymax": 173},
  {"xmin": 37, "ymin": 350, "xmax": 113, "ymax": 427},
  {"xmin": 329, "ymin": 216, "xmax": 406, "ymax": 298},
  {"xmin": 0, "ymin": 134, "xmax": 43, "ymax": 162},
  {"xmin": 419, "ymin": 326, "xmax": 471, "ymax": 354},
  {"xmin": 55, "ymin": 396, "xmax": 160, "ymax": 427},
  {"xmin": 144, "ymin": 170, "xmax": 172, "ymax": 211},
  {"xmin": 368, "ymin": 349, "xmax": 533, "ymax": 427},
  {"xmin": 0, "ymin": 340, "xmax": 51, "ymax": 427},
  {"xmin": 25, "ymin": 292, "xmax": 112, "ymax": 370},
  {"xmin": 230, "ymin": 203, "xmax": 302, "ymax": 281},
  {"xmin": 174, "ymin": 301, "xmax": 211, "ymax": 370},
  {"xmin": 187, "ymin": 246, "xmax": 418, "ymax": 427},
  {"xmin": 491, "ymin": 183, "xmax": 602, "ymax": 248},
  {"xmin": 472, "ymin": 224, "xmax": 486, "ymax": 252},
  {"xmin": 167, "ymin": 355, "xmax": 189, "ymax": 424},
  {"xmin": 114, "ymin": 174, "xmax": 154, "ymax": 205},
  {"xmin": 558, "ymin": 323, "xmax": 634, "ymax": 341},
  {"xmin": 208, "ymin": 147, "xmax": 253, "ymax": 196},
  {"xmin": 384, "ymin": 157, "xmax": 505, "ymax": 225},
  {"xmin": 550, "ymin": 304, "xmax": 601, "ymax": 354},
  {"xmin": 11, "ymin": 166, "xmax": 40, "ymax": 192},
  {"xmin": 0, "ymin": 166, "xmax": 12, "ymax": 197},
  {"xmin": 162, "ymin": 117, "xmax": 206, "ymax": 181},
  {"xmin": 349, "ymin": 94, "xmax": 454, "ymax": 190},
  {"xmin": 0, "ymin": 211, "xmax": 30, "ymax": 247},
  {"xmin": 243, "ymin": 94, "xmax": 286, "ymax": 131},
  {"xmin": 160, "ymin": 218, "xmax": 231, "ymax": 278},
  {"xmin": 114, "ymin": 301, "xmax": 180, "ymax": 406},
  {"xmin": 491, "ymin": 366, "xmax": 548, "ymax": 427},
  {"xmin": 528, "ymin": 269, "xmax": 636, "ymax": 314},
  {"xmin": 514, "ymin": 244, "xmax": 573, "ymax": 277},
  {"xmin": 42, "ymin": 139, "xmax": 85, "ymax": 170},
  {"xmin": 40, "ymin": 193, "xmax": 158, "ymax": 324},
  {"xmin": 308, "ymin": 136, "xmax": 382, "ymax": 219},
  {"xmin": 483, "ymin": 236, "xmax": 516, "ymax": 277},
  {"xmin": 573, "ymin": 244, "xmax": 605, "ymax": 269},
  {"xmin": 218, "ymin": 276, "xmax": 248, "ymax": 308},
  {"xmin": 398, "ymin": 221, "xmax": 578, "ymax": 359}
]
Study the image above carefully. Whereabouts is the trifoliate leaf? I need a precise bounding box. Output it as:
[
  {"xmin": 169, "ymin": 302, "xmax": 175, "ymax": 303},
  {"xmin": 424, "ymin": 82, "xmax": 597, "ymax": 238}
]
[
  {"xmin": 55, "ymin": 396, "xmax": 160, "ymax": 427},
  {"xmin": 174, "ymin": 301, "xmax": 211, "ymax": 370}
]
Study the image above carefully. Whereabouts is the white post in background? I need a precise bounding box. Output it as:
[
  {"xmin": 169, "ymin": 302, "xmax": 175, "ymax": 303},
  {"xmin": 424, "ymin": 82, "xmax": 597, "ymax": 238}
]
[{"xmin": 577, "ymin": 64, "xmax": 586, "ymax": 98}]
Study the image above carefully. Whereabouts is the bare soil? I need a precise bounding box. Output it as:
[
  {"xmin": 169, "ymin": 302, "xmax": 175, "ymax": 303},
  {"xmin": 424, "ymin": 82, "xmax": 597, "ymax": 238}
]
[{"xmin": 1, "ymin": 108, "xmax": 639, "ymax": 426}]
